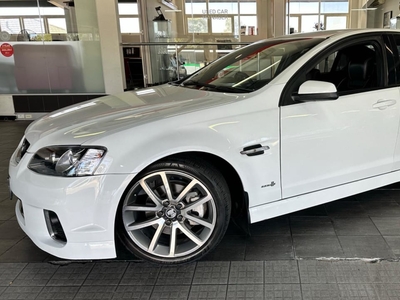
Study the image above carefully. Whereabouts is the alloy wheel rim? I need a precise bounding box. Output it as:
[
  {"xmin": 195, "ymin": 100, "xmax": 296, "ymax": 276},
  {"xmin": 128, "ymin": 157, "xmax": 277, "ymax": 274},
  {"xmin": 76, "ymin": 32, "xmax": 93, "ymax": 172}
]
[{"xmin": 122, "ymin": 170, "xmax": 217, "ymax": 258}]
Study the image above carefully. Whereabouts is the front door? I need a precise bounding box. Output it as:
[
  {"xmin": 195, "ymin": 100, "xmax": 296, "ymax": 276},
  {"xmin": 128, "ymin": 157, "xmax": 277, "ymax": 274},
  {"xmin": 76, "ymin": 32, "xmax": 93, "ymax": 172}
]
[{"xmin": 280, "ymin": 37, "xmax": 400, "ymax": 198}]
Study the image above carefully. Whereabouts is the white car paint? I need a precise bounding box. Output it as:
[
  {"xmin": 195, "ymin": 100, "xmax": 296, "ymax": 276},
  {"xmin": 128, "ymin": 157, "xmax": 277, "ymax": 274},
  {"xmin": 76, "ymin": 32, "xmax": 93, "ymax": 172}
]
[
  {"xmin": 281, "ymin": 87, "xmax": 400, "ymax": 198},
  {"xmin": 9, "ymin": 28, "xmax": 400, "ymax": 260},
  {"xmin": 9, "ymin": 84, "xmax": 282, "ymax": 259},
  {"xmin": 298, "ymin": 80, "xmax": 337, "ymax": 94}
]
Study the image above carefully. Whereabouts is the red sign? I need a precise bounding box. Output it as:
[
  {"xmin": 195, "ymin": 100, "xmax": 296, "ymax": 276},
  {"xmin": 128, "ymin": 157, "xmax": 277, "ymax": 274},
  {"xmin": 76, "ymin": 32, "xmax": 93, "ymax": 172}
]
[{"xmin": 0, "ymin": 43, "xmax": 14, "ymax": 57}]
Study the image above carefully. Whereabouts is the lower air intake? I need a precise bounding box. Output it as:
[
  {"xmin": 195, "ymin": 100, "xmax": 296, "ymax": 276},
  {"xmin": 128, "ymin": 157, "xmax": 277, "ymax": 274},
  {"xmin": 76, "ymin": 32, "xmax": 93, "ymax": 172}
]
[{"xmin": 44, "ymin": 210, "xmax": 67, "ymax": 243}]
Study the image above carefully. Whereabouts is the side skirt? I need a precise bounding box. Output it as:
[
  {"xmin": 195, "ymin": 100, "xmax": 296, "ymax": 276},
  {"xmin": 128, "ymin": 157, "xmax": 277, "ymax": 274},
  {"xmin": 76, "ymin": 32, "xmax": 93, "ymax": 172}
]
[{"xmin": 249, "ymin": 170, "xmax": 400, "ymax": 224}]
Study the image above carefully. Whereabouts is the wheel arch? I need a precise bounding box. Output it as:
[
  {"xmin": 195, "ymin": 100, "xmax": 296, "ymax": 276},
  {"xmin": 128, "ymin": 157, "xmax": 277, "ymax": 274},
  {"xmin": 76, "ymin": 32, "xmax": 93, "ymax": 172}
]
[
  {"xmin": 113, "ymin": 151, "xmax": 250, "ymax": 251},
  {"xmin": 114, "ymin": 150, "xmax": 248, "ymax": 261},
  {"xmin": 161, "ymin": 152, "xmax": 250, "ymax": 233}
]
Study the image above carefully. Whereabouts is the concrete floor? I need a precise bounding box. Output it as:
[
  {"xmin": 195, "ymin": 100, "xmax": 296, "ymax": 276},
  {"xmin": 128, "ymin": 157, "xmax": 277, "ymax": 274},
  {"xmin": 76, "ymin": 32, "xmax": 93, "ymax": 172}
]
[{"xmin": 2, "ymin": 121, "xmax": 400, "ymax": 299}]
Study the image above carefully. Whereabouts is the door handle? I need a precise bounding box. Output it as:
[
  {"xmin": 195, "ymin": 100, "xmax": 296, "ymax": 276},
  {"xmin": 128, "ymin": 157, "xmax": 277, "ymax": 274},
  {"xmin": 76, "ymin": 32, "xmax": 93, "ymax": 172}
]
[
  {"xmin": 240, "ymin": 144, "xmax": 270, "ymax": 156},
  {"xmin": 372, "ymin": 99, "xmax": 396, "ymax": 110}
]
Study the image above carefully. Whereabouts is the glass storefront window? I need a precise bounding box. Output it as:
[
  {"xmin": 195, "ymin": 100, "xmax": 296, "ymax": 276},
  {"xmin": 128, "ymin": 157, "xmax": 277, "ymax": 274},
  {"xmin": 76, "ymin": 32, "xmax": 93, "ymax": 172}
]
[
  {"xmin": 301, "ymin": 15, "xmax": 320, "ymax": 32},
  {"xmin": 23, "ymin": 18, "xmax": 45, "ymax": 34},
  {"xmin": 1, "ymin": 7, "xmax": 64, "ymax": 16},
  {"xmin": 185, "ymin": 1, "xmax": 207, "ymax": 15},
  {"xmin": 289, "ymin": 2, "xmax": 319, "ymax": 14},
  {"xmin": 118, "ymin": 3, "xmax": 139, "ymax": 34},
  {"xmin": 326, "ymin": 16, "xmax": 347, "ymax": 29},
  {"xmin": 240, "ymin": 2, "xmax": 257, "ymax": 14},
  {"xmin": 209, "ymin": 1, "xmax": 238, "ymax": 14},
  {"xmin": 118, "ymin": 3, "xmax": 138, "ymax": 15},
  {"xmin": 0, "ymin": 0, "xmax": 105, "ymax": 95},
  {"xmin": 0, "ymin": 6, "xmax": 67, "ymax": 37},
  {"xmin": 188, "ymin": 17, "xmax": 208, "ymax": 33},
  {"xmin": 48, "ymin": 18, "xmax": 67, "ymax": 33},
  {"xmin": 0, "ymin": 18, "xmax": 21, "ymax": 34},
  {"xmin": 287, "ymin": 0, "xmax": 349, "ymax": 34},
  {"xmin": 212, "ymin": 17, "xmax": 232, "ymax": 33},
  {"xmin": 240, "ymin": 16, "xmax": 257, "ymax": 29},
  {"xmin": 185, "ymin": 0, "xmax": 257, "ymax": 36},
  {"xmin": 119, "ymin": 18, "xmax": 140, "ymax": 33},
  {"xmin": 321, "ymin": 1, "xmax": 349, "ymax": 13},
  {"xmin": 288, "ymin": 16, "xmax": 299, "ymax": 33}
]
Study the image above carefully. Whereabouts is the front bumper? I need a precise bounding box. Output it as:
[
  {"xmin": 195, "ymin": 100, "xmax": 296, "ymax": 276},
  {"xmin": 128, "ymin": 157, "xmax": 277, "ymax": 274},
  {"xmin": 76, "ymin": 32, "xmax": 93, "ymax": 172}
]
[{"xmin": 9, "ymin": 153, "xmax": 136, "ymax": 260}]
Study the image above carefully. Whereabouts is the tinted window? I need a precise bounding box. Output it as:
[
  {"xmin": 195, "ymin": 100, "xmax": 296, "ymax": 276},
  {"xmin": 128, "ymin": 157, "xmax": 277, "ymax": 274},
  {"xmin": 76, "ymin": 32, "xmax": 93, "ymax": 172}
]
[
  {"xmin": 302, "ymin": 42, "xmax": 381, "ymax": 94},
  {"xmin": 388, "ymin": 35, "xmax": 400, "ymax": 85}
]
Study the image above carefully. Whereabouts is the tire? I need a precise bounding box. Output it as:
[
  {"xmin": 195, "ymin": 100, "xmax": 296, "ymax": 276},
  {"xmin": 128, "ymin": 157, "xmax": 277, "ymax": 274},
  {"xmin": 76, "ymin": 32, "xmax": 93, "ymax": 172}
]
[{"xmin": 116, "ymin": 157, "xmax": 231, "ymax": 264}]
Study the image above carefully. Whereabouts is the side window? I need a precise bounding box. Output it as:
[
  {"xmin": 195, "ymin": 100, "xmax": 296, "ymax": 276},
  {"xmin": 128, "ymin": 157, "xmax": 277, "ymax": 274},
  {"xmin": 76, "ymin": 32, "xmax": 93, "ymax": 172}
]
[
  {"xmin": 313, "ymin": 52, "xmax": 338, "ymax": 74},
  {"xmin": 388, "ymin": 35, "xmax": 400, "ymax": 86},
  {"xmin": 304, "ymin": 42, "xmax": 381, "ymax": 94},
  {"xmin": 394, "ymin": 36, "xmax": 400, "ymax": 62}
]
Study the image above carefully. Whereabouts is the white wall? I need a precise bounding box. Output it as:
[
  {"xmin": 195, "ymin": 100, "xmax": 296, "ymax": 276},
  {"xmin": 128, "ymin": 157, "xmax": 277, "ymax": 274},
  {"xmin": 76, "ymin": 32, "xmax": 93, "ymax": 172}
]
[
  {"xmin": 349, "ymin": 0, "xmax": 368, "ymax": 28},
  {"xmin": 372, "ymin": 0, "xmax": 399, "ymax": 28},
  {"xmin": 95, "ymin": 0, "xmax": 125, "ymax": 94},
  {"xmin": 0, "ymin": 95, "xmax": 15, "ymax": 116},
  {"xmin": 272, "ymin": 0, "xmax": 285, "ymax": 37},
  {"xmin": 74, "ymin": 0, "xmax": 105, "ymax": 93}
]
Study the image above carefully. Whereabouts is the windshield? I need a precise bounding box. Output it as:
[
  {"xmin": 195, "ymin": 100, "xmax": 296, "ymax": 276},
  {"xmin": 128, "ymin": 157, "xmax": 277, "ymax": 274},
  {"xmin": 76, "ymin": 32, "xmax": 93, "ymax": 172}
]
[{"xmin": 179, "ymin": 38, "xmax": 324, "ymax": 93}]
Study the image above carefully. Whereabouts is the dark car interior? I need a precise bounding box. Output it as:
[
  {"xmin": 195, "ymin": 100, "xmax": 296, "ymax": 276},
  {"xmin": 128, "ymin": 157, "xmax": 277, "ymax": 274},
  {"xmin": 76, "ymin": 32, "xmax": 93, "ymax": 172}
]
[{"xmin": 305, "ymin": 43, "xmax": 379, "ymax": 93}]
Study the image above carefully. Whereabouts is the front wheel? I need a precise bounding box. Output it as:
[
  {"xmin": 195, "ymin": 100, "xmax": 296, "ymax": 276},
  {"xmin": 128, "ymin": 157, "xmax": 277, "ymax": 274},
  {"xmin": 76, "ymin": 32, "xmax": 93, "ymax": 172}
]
[{"xmin": 116, "ymin": 157, "xmax": 231, "ymax": 264}]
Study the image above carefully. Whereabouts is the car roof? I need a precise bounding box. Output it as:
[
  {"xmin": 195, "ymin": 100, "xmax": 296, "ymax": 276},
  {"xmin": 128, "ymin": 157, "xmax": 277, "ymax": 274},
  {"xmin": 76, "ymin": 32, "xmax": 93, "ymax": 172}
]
[
  {"xmin": 279, "ymin": 28, "xmax": 400, "ymax": 40},
  {"xmin": 249, "ymin": 29, "xmax": 400, "ymax": 48}
]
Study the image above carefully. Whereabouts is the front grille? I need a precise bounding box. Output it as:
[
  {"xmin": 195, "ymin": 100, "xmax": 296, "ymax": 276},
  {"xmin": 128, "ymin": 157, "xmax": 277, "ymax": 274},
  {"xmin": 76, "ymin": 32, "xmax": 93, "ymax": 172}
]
[{"xmin": 44, "ymin": 210, "xmax": 67, "ymax": 243}]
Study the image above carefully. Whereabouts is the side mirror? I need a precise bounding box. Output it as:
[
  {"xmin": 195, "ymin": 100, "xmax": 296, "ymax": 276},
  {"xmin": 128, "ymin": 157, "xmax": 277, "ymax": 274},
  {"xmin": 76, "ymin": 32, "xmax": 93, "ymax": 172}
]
[{"xmin": 292, "ymin": 80, "xmax": 338, "ymax": 102}]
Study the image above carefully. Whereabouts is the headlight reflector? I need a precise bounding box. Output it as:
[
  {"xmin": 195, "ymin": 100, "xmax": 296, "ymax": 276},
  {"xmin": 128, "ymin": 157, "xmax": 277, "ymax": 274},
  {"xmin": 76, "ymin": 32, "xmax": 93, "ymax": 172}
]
[
  {"xmin": 15, "ymin": 138, "xmax": 30, "ymax": 164},
  {"xmin": 28, "ymin": 146, "xmax": 106, "ymax": 177}
]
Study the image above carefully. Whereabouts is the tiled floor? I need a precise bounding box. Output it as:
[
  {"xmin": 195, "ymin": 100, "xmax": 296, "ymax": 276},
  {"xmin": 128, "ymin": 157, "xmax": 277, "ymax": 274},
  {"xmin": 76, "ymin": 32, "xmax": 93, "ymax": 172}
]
[{"xmin": 2, "ymin": 121, "xmax": 400, "ymax": 299}]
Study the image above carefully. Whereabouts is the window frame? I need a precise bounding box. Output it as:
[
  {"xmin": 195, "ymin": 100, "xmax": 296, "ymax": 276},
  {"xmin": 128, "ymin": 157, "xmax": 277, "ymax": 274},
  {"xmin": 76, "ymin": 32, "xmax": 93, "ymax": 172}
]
[
  {"xmin": 286, "ymin": 13, "xmax": 348, "ymax": 33},
  {"xmin": 387, "ymin": 33, "xmax": 400, "ymax": 87},
  {"xmin": 184, "ymin": 0, "xmax": 258, "ymax": 36},
  {"xmin": 187, "ymin": 15, "xmax": 210, "ymax": 34},
  {"xmin": 118, "ymin": 3, "xmax": 140, "ymax": 34},
  {"xmin": 0, "ymin": 15, "xmax": 66, "ymax": 35},
  {"xmin": 119, "ymin": 16, "xmax": 140, "ymax": 34},
  {"xmin": 286, "ymin": 0, "xmax": 349, "ymax": 34},
  {"xmin": 0, "ymin": 17, "xmax": 22, "ymax": 34},
  {"xmin": 46, "ymin": 17, "xmax": 68, "ymax": 34},
  {"xmin": 280, "ymin": 33, "xmax": 387, "ymax": 107}
]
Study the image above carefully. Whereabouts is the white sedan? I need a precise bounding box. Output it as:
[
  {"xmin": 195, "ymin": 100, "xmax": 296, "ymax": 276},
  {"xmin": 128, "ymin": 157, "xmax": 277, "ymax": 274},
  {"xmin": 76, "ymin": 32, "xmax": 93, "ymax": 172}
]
[{"xmin": 9, "ymin": 29, "xmax": 400, "ymax": 264}]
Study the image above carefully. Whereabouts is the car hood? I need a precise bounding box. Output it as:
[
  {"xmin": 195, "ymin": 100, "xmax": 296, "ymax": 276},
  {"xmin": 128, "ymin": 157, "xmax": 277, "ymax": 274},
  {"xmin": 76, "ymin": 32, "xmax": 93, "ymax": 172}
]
[{"xmin": 25, "ymin": 84, "xmax": 241, "ymax": 148}]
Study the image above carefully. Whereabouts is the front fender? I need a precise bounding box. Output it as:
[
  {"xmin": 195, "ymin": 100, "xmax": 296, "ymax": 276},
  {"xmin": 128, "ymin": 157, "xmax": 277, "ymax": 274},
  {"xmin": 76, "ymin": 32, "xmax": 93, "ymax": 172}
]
[{"xmin": 86, "ymin": 92, "xmax": 282, "ymax": 210}]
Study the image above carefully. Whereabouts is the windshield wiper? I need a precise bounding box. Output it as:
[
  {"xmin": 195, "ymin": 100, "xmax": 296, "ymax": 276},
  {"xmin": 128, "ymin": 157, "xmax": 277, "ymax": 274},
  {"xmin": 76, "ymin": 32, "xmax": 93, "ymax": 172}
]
[
  {"xmin": 212, "ymin": 85, "xmax": 253, "ymax": 93},
  {"xmin": 180, "ymin": 80, "xmax": 208, "ymax": 87},
  {"xmin": 181, "ymin": 80, "xmax": 252, "ymax": 93}
]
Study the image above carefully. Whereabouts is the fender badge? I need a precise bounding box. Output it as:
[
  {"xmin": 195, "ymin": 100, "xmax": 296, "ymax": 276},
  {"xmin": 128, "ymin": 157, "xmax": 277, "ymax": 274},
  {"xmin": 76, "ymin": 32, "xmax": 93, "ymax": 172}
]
[{"xmin": 261, "ymin": 181, "xmax": 276, "ymax": 188}]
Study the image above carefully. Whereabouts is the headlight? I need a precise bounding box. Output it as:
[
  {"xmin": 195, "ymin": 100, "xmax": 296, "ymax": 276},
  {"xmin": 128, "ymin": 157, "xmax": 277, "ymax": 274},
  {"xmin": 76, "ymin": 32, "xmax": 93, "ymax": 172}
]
[
  {"xmin": 15, "ymin": 138, "xmax": 30, "ymax": 164},
  {"xmin": 28, "ymin": 146, "xmax": 106, "ymax": 177}
]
